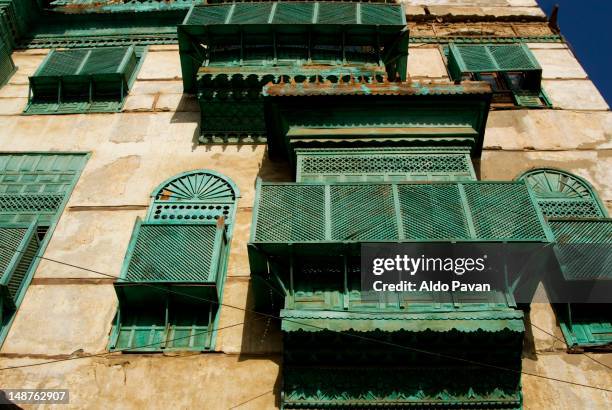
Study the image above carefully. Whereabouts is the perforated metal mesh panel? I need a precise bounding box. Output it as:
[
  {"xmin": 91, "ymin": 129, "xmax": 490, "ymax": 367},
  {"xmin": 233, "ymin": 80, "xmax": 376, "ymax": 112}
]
[
  {"xmin": 254, "ymin": 185, "xmax": 325, "ymax": 242},
  {"xmin": 330, "ymin": 185, "xmax": 397, "ymax": 241},
  {"xmin": 464, "ymin": 183, "xmax": 547, "ymax": 241},
  {"xmin": 398, "ymin": 184, "xmax": 470, "ymax": 240},
  {"xmin": 125, "ymin": 224, "xmax": 217, "ymax": 282}
]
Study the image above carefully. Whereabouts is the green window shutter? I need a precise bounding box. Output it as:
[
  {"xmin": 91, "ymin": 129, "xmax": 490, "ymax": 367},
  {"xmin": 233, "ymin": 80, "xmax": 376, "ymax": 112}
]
[
  {"xmin": 295, "ymin": 148, "xmax": 476, "ymax": 183},
  {"xmin": 519, "ymin": 168, "xmax": 608, "ymax": 219},
  {"xmin": 448, "ymin": 43, "xmax": 542, "ymax": 92},
  {"xmin": 26, "ymin": 45, "xmax": 140, "ymax": 114},
  {"xmin": 0, "ymin": 221, "xmax": 39, "ymax": 312}
]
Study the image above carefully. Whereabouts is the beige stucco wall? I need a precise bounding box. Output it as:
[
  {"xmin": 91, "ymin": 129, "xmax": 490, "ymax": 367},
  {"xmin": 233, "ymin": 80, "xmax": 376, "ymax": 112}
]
[{"xmin": 0, "ymin": 14, "xmax": 610, "ymax": 410}]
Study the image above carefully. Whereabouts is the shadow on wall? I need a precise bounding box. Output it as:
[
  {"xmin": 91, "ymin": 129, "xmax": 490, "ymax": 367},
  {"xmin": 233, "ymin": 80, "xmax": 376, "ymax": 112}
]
[
  {"xmin": 0, "ymin": 391, "xmax": 22, "ymax": 408},
  {"xmin": 237, "ymin": 277, "xmax": 283, "ymax": 409}
]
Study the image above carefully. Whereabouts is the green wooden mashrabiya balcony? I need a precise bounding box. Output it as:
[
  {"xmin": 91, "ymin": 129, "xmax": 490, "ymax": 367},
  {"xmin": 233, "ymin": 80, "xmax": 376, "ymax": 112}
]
[
  {"xmin": 177, "ymin": 1, "xmax": 409, "ymax": 142},
  {"xmin": 262, "ymin": 80, "xmax": 492, "ymax": 162},
  {"xmin": 25, "ymin": 45, "xmax": 142, "ymax": 114},
  {"xmin": 248, "ymin": 179, "xmax": 551, "ymax": 408},
  {"xmin": 110, "ymin": 170, "xmax": 239, "ymax": 352},
  {"xmin": 520, "ymin": 168, "xmax": 612, "ymax": 350}
]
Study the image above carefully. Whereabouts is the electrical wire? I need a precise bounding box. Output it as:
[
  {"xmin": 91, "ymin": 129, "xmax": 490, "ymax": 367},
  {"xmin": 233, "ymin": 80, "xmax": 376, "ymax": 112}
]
[
  {"xmin": 529, "ymin": 321, "xmax": 612, "ymax": 371},
  {"xmin": 0, "ymin": 244, "xmax": 610, "ymax": 393}
]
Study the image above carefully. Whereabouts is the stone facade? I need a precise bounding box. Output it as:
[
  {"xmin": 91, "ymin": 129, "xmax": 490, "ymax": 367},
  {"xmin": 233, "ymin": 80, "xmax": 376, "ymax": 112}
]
[{"xmin": 0, "ymin": 2, "xmax": 610, "ymax": 409}]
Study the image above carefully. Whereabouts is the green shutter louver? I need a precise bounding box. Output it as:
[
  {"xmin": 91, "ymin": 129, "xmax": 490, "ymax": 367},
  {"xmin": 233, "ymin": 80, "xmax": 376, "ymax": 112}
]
[
  {"xmin": 448, "ymin": 43, "xmax": 541, "ymax": 84},
  {"xmin": 112, "ymin": 220, "xmax": 229, "ymax": 353},
  {"xmin": 26, "ymin": 45, "xmax": 140, "ymax": 114},
  {"xmin": 0, "ymin": 221, "xmax": 39, "ymax": 311},
  {"xmin": 295, "ymin": 148, "xmax": 476, "ymax": 182},
  {"xmin": 447, "ymin": 43, "xmax": 548, "ymax": 107}
]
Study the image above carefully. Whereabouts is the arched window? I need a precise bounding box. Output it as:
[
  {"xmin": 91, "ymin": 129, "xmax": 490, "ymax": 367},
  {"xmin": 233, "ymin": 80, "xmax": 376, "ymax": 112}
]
[
  {"xmin": 518, "ymin": 168, "xmax": 607, "ymax": 219},
  {"xmin": 147, "ymin": 170, "xmax": 239, "ymax": 225},
  {"xmin": 110, "ymin": 170, "xmax": 239, "ymax": 352}
]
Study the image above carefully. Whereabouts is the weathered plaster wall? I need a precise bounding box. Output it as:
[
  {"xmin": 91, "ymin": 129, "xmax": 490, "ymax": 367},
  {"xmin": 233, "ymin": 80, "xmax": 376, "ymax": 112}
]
[{"xmin": 0, "ymin": 9, "xmax": 609, "ymax": 410}]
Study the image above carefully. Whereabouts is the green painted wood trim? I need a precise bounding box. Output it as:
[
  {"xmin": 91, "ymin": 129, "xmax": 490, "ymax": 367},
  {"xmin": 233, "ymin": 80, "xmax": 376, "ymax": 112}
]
[{"xmin": 0, "ymin": 152, "xmax": 90, "ymax": 348}]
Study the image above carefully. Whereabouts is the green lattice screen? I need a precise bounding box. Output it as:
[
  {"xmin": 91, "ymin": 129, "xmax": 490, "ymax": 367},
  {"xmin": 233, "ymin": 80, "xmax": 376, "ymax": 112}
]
[
  {"xmin": 251, "ymin": 180, "xmax": 548, "ymax": 245},
  {"xmin": 296, "ymin": 148, "xmax": 476, "ymax": 182},
  {"xmin": 548, "ymin": 219, "xmax": 612, "ymax": 281},
  {"xmin": 121, "ymin": 221, "xmax": 226, "ymax": 285},
  {"xmin": 26, "ymin": 45, "xmax": 140, "ymax": 114},
  {"xmin": 0, "ymin": 154, "xmax": 88, "ymax": 225},
  {"xmin": 518, "ymin": 168, "xmax": 608, "ymax": 219},
  {"xmin": 0, "ymin": 221, "xmax": 39, "ymax": 310}
]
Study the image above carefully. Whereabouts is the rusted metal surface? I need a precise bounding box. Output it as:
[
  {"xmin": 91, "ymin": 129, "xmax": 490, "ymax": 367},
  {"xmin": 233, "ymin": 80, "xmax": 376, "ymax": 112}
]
[{"xmin": 263, "ymin": 79, "xmax": 492, "ymax": 97}]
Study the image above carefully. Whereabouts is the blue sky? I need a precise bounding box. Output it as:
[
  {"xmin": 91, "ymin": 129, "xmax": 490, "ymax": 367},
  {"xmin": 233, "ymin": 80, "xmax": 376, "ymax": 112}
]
[{"xmin": 536, "ymin": 0, "xmax": 611, "ymax": 105}]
